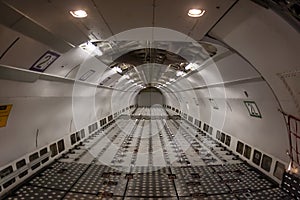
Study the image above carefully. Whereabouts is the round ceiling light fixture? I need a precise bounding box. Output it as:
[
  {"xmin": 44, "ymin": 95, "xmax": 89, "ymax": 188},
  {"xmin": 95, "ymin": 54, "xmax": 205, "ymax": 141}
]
[
  {"xmin": 188, "ymin": 8, "xmax": 206, "ymax": 17},
  {"xmin": 70, "ymin": 9, "xmax": 88, "ymax": 18}
]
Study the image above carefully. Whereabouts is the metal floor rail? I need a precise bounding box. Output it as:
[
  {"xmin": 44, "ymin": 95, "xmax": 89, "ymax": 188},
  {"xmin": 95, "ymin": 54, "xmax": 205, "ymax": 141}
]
[{"xmin": 2, "ymin": 107, "xmax": 295, "ymax": 199}]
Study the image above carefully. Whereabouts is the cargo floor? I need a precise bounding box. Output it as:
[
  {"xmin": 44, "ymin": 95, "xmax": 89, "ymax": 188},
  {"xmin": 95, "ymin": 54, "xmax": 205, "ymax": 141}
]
[{"xmin": 5, "ymin": 108, "xmax": 294, "ymax": 199}]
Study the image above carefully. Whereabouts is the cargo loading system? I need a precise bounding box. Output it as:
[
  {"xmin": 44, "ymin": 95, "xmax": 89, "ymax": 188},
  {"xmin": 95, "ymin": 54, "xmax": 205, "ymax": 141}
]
[{"xmin": 1, "ymin": 107, "xmax": 297, "ymax": 199}]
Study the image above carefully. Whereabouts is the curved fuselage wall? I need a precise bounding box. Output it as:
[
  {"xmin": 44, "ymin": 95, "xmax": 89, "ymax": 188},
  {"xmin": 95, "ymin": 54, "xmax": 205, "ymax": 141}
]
[
  {"xmin": 0, "ymin": 77, "xmax": 129, "ymax": 166},
  {"xmin": 163, "ymin": 49, "xmax": 289, "ymax": 164}
]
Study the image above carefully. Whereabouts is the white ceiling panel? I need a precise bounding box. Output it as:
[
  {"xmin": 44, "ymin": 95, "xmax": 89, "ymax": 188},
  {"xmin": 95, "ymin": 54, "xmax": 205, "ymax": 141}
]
[
  {"xmin": 155, "ymin": 0, "xmax": 236, "ymax": 40},
  {"xmin": 1, "ymin": 0, "xmax": 237, "ymax": 48},
  {"xmin": 93, "ymin": 0, "xmax": 153, "ymax": 35},
  {"xmin": 188, "ymin": 0, "xmax": 236, "ymax": 39},
  {"xmin": 3, "ymin": 0, "xmax": 89, "ymax": 46},
  {"xmin": 50, "ymin": 0, "xmax": 113, "ymax": 40}
]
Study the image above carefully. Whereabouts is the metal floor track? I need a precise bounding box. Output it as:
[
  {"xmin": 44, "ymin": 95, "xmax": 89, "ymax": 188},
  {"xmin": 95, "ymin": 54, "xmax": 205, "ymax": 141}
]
[{"xmin": 4, "ymin": 108, "xmax": 295, "ymax": 200}]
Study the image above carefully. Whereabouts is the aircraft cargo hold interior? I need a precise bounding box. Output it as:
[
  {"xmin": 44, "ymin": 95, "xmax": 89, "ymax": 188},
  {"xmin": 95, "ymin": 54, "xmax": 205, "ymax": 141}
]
[{"xmin": 0, "ymin": 0, "xmax": 300, "ymax": 199}]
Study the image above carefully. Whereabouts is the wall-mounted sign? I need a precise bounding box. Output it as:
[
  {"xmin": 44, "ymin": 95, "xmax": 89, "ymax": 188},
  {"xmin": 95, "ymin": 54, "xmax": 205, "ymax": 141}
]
[
  {"xmin": 0, "ymin": 104, "xmax": 12, "ymax": 127},
  {"xmin": 30, "ymin": 51, "xmax": 60, "ymax": 72},
  {"xmin": 244, "ymin": 101, "xmax": 262, "ymax": 118}
]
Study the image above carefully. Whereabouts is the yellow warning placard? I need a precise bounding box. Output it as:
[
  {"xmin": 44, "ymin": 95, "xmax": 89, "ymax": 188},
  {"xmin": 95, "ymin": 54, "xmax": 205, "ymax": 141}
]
[{"xmin": 0, "ymin": 104, "xmax": 12, "ymax": 127}]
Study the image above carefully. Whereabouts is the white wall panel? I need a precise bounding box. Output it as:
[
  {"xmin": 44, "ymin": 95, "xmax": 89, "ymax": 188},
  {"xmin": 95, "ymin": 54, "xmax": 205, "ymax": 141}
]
[
  {"xmin": 210, "ymin": 0, "xmax": 300, "ymax": 117},
  {"xmin": 0, "ymin": 77, "xmax": 122, "ymax": 167},
  {"xmin": 168, "ymin": 80, "xmax": 289, "ymax": 162}
]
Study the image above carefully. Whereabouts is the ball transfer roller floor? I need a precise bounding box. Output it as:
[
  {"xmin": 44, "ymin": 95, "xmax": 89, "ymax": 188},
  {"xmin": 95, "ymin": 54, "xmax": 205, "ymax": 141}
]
[{"xmin": 5, "ymin": 107, "xmax": 294, "ymax": 199}]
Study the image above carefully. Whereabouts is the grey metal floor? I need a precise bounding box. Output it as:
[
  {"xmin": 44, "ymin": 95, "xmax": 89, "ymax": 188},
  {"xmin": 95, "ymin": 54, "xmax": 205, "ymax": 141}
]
[{"xmin": 5, "ymin": 108, "xmax": 294, "ymax": 199}]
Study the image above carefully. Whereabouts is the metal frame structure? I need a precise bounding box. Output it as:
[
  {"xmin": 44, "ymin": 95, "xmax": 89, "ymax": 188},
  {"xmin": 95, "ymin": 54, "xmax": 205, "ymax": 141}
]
[{"xmin": 280, "ymin": 110, "xmax": 300, "ymax": 169}]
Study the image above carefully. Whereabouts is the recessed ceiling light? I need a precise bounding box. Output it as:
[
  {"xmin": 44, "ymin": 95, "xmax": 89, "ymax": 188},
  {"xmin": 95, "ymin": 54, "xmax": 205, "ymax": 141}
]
[
  {"xmin": 185, "ymin": 63, "xmax": 198, "ymax": 71},
  {"xmin": 176, "ymin": 71, "xmax": 186, "ymax": 77},
  {"xmin": 70, "ymin": 10, "xmax": 87, "ymax": 18},
  {"xmin": 188, "ymin": 8, "xmax": 206, "ymax": 17},
  {"xmin": 113, "ymin": 66, "xmax": 122, "ymax": 73}
]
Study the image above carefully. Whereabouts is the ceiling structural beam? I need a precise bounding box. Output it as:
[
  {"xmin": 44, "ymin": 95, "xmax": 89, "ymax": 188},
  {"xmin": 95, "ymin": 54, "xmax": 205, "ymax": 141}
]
[
  {"xmin": 152, "ymin": 0, "xmax": 156, "ymax": 27},
  {"xmin": 166, "ymin": 76, "xmax": 264, "ymax": 93},
  {"xmin": 172, "ymin": 50, "xmax": 234, "ymax": 84},
  {"xmin": 0, "ymin": 1, "xmax": 74, "ymax": 53},
  {"xmin": 131, "ymin": 65, "xmax": 145, "ymax": 85},
  {"xmin": 0, "ymin": 65, "xmax": 126, "ymax": 91}
]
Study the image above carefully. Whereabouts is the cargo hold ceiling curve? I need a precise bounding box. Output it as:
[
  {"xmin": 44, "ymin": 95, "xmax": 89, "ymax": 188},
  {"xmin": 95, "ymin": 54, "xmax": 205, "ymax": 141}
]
[{"xmin": 77, "ymin": 39, "xmax": 223, "ymax": 90}]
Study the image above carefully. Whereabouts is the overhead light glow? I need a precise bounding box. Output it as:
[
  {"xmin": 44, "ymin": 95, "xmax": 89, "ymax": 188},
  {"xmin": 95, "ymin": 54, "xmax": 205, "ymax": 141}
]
[
  {"xmin": 113, "ymin": 66, "xmax": 122, "ymax": 73},
  {"xmin": 79, "ymin": 41, "xmax": 103, "ymax": 56},
  {"xmin": 185, "ymin": 63, "xmax": 192, "ymax": 70},
  {"xmin": 185, "ymin": 63, "xmax": 198, "ymax": 71},
  {"xmin": 85, "ymin": 42, "xmax": 96, "ymax": 52},
  {"xmin": 188, "ymin": 8, "xmax": 206, "ymax": 17},
  {"xmin": 170, "ymin": 78, "xmax": 176, "ymax": 82},
  {"xmin": 70, "ymin": 10, "xmax": 88, "ymax": 18},
  {"xmin": 176, "ymin": 71, "xmax": 186, "ymax": 77}
]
